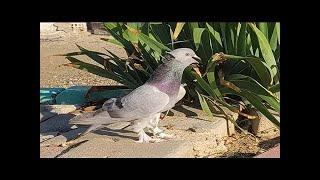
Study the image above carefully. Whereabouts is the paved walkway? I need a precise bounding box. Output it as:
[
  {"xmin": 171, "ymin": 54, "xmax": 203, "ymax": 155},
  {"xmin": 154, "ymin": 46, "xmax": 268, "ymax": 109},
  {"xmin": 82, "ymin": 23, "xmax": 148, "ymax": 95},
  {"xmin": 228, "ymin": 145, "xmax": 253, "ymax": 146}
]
[
  {"xmin": 40, "ymin": 104, "xmax": 236, "ymax": 158},
  {"xmin": 254, "ymin": 145, "xmax": 280, "ymax": 158}
]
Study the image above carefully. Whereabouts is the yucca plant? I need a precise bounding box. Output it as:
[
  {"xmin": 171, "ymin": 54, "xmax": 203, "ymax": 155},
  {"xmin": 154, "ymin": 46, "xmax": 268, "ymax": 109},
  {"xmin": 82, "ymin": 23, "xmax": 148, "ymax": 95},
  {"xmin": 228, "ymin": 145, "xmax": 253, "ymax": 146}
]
[{"xmin": 61, "ymin": 22, "xmax": 280, "ymax": 130}]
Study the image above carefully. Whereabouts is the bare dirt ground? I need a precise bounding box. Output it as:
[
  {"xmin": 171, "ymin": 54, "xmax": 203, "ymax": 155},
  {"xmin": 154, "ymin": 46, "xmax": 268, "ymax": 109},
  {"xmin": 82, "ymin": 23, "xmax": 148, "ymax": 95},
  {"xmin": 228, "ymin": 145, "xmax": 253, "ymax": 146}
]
[
  {"xmin": 40, "ymin": 32, "xmax": 279, "ymax": 158},
  {"xmin": 40, "ymin": 32, "xmax": 126, "ymax": 88},
  {"xmin": 218, "ymin": 130, "xmax": 279, "ymax": 158}
]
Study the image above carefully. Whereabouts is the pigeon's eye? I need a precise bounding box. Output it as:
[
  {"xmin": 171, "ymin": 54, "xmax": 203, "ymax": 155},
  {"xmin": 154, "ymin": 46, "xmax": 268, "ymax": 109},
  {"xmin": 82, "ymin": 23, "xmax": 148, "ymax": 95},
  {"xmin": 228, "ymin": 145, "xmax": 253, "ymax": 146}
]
[{"xmin": 185, "ymin": 53, "xmax": 190, "ymax": 56}]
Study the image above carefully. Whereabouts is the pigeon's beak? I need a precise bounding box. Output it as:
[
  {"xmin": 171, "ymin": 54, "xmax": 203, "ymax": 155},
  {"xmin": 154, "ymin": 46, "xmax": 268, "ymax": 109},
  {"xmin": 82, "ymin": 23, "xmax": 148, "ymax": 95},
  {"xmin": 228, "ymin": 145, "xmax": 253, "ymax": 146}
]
[
  {"xmin": 192, "ymin": 54, "xmax": 201, "ymax": 62},
  {"xmin": 191, "ymin": 54, "xmax": 201, "ymax": 67}
]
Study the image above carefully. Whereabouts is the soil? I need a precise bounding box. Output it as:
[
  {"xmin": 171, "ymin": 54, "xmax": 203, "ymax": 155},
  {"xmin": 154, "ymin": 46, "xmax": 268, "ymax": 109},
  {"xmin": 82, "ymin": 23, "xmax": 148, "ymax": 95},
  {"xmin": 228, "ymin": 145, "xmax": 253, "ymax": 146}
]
[
  {"xmin": 218, "ymin": 130, "xmax": 280, "ymax": 158},
  {"xmin": 40, "ymin": 32, "xmax": 280, "ymax": 158},
  {"xmin": 40, "ymin": 32, "xmax": 126, "ymax": 88}
]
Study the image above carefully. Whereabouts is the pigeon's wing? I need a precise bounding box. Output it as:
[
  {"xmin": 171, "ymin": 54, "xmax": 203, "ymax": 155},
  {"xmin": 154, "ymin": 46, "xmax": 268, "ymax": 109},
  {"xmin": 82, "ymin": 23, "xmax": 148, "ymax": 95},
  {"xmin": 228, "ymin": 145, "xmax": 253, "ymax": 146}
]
[
  {"xmin": 176, "ymin": 85, "xmax": 186, "ymax": 103},
  {"xmin": 70, "ymin": 85, "xmax": 169, "ymax": 126},
  {"xmin": 104, "ymin": 85, "xmax": 170, "ymax": 119}
]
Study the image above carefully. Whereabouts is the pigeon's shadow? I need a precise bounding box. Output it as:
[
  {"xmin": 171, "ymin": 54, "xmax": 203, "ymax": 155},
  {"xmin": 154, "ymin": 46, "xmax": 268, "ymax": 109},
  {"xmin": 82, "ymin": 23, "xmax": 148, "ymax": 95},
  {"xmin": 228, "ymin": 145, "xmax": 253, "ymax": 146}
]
[
  {"xmin": 171, "ymin": 105, "xmax": 198, "ymax": 117},
  {"xmin": 170, "ymin": 103, "xmax": 232, "ymax": 119},
  {"xmin": 55, "ymin": 125, "xmax": 138, "ymax": 142},
  {"xmin": 40, "ymin": 105, "xmax": 59, "ymax": 122},
  {"xmin": 94, "ymin": 127, "xmax": 137, "ymax": 141},
  {"xmin": 40, "ymin": 114, "xmax": 76, "ymax": 134}
]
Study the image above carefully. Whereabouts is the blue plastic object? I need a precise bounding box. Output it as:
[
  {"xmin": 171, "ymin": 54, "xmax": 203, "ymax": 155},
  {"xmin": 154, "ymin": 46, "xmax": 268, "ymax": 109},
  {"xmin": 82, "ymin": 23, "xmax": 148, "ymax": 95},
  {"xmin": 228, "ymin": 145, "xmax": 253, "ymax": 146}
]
[
  {"xmin": 44, "ymin": 86, "xmax": 132, "ymax": 105},
  {"xmin": 55, "ymin": 86, "xmax": 91, "ymax": 105},
  {"xmin": 40, "ymin": 88, "xmax": 65, "ymax": 104}
]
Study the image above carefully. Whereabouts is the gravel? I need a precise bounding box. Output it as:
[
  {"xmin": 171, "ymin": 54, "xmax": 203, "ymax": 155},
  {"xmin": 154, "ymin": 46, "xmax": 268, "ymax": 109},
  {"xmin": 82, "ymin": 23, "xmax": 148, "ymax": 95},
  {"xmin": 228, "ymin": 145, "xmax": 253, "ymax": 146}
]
[{"xmin": 40, "ymin": 33, "xmax": 126, "ymax": 88}]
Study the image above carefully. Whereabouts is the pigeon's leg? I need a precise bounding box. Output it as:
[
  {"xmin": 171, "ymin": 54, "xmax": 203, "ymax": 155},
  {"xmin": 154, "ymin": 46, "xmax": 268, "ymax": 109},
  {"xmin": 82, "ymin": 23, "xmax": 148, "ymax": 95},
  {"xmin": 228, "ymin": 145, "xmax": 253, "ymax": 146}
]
[
  {"xmin": 130, "ymin": 117, "xmax": 164, "ymax": 143},
  {"xmin": 135, "ymin": 130, "xmax": 152, "ymax": 143},
  {"xmin": 135, "ymin": 129, "xmax": 164, "ymax": 143},
  {"xmin": 148, "ymin": 113, "xmax": 174, "ymax": 140}
]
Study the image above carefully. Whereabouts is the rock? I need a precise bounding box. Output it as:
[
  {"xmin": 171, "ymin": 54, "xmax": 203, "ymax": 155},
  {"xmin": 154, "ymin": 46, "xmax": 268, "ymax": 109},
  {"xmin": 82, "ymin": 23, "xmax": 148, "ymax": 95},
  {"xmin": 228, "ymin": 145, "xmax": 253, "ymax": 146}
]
[
  {"xmin": 40, "ymin": 131, "xmax": 59, "ymax": 143},
  {"xmin": 83, "ymin": 106, "xmax": 97, "ymax": 112},
  {"xmin": 158, "ymin": 111, "xmax": 236, "ymax": 158},
  {"xmin": 40, "ymin": 105, "xmax": 78, "ymax": 114},
  {"xmin": 160, "ymin": 115, "xmax": 235, "ymax": 137},
  {"xmin": 40, "ymin": 127, "xmax": 86, "ymax": 147},
  {"xmin": 40, "ymin": 111, "xmax": 57, "ymax": 122},
  {"xmin": 250, "ymin": 109, "xmax": 280, "ymax": 136},
  {"xmin": 40, "ymin": 114, "xmax": 76, "ymax": 133},
  {"xmin": 58, "ymin": 138, "xmax": 193, "ymax": 158}
]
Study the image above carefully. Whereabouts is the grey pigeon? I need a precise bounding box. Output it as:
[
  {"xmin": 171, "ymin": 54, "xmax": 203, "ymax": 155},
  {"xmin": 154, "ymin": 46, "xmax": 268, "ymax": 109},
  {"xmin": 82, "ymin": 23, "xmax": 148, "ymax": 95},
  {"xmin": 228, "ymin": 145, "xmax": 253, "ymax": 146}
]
[{"xmin": 70, "ymin": 48, "xmax": 201, "ymax": 142}]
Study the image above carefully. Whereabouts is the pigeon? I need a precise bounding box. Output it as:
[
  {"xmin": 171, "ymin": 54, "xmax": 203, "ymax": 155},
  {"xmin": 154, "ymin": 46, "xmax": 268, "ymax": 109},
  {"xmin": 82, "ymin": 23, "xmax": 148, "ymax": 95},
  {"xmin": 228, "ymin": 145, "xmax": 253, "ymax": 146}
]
[
  {"xmin": 69, "ymin": 48, "xmax": 201, "ymax": 143},
  {"xmin": 123, "ymin": 84, "xmax": 186, "ymax": 141}
]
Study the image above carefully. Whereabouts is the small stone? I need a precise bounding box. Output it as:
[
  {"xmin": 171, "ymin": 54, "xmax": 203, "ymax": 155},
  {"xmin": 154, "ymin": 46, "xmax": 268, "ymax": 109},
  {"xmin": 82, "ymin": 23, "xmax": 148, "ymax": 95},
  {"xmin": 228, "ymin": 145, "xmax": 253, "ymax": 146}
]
[
  {"xmin": 186, "ymin": 127, "xmax": 196, "ymax": 132},
  {"xmin": 224, "ymin": 139, "xmax": 230, "ymax": 144},
  {"xmin": 40, "ymin": 131, "xmax": 59, "ymax": 142},
  {"xmin": 163, "ymin": 124, "xmax": 174, "ymax": 130},
  {"xmin": 193, "ymin": 146, "xmax": 201, "ymax": 151},
  {"xmin": 60, "ymin": 143, "xmax": 68, "ymax": 147},
  {"xmin": 71, "ymin": 125, "xmax": 78, "ymax": 129},
  {"xmin": 83, "ymin": 106, "xmax": 97, "ymax": 112},
  {"xmin": 40, "ymin": 105, "xmax": 77, "ymax": 114}
]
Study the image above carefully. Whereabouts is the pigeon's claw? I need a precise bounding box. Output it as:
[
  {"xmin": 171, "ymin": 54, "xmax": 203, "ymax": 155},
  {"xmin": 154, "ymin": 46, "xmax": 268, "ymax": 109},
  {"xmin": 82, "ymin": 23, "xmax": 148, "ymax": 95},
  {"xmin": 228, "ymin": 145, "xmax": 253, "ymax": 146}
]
[
  {"xmin": 135, "ymin": 129, "xmax": 166, "ymax": 143},
  {"xmin": 135, "ymin": 130, "xmax": 152, "ymax": 143},
  {"xmin": 152, "ymin": 127, "xmax": 163, "ymax": 135},
  {"xmin": 155, "ymin": 132, "xmax": 175, "ymax": 140},
  {"xmin": 152, "ymin": 127, "xmax": 175, "ymax": 140}
]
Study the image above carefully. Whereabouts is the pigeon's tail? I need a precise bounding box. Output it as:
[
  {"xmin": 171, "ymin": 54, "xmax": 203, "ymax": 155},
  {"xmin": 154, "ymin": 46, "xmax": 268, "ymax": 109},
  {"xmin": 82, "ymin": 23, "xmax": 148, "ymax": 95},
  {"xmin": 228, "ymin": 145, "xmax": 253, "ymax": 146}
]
[
  {"xmin": 69, "ymin": 108, "xmax": 129, "ymax": 125},
  {"xmin": 69, "ymin": 109, "xmax": 130, "ymax": 136},
  {"xmin": 69, "ymin": 111, "xmax": 106, "ymax": 125}
]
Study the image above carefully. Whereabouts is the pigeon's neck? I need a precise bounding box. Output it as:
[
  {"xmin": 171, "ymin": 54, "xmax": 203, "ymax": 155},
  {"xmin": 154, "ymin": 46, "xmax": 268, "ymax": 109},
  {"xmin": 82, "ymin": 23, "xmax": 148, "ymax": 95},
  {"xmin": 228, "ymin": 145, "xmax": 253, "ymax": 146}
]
[{"xmin": 146, "ymin": 61, "xmax": 185, "ymax": 95}]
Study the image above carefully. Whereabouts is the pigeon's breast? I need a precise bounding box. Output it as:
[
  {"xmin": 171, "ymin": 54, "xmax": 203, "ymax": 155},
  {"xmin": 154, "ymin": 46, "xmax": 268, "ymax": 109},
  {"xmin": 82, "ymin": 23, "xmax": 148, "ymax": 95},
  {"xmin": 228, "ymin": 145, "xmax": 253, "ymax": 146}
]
[
  {"xmin": 156, "ymin": 81, "xmax": 181, "ymax": 111},
  {"xmin": 156, "ymin": 80, "xmax": 180, "ymax": 96}
]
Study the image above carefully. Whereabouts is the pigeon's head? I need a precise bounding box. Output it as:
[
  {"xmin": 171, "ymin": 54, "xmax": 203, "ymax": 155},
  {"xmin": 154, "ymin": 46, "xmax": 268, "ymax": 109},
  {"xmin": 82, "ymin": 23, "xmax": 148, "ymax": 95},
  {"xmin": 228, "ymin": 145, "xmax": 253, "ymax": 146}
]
[{"xmin": 163, "ymin": 48, "xmax": 201, "ymax": 68}]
